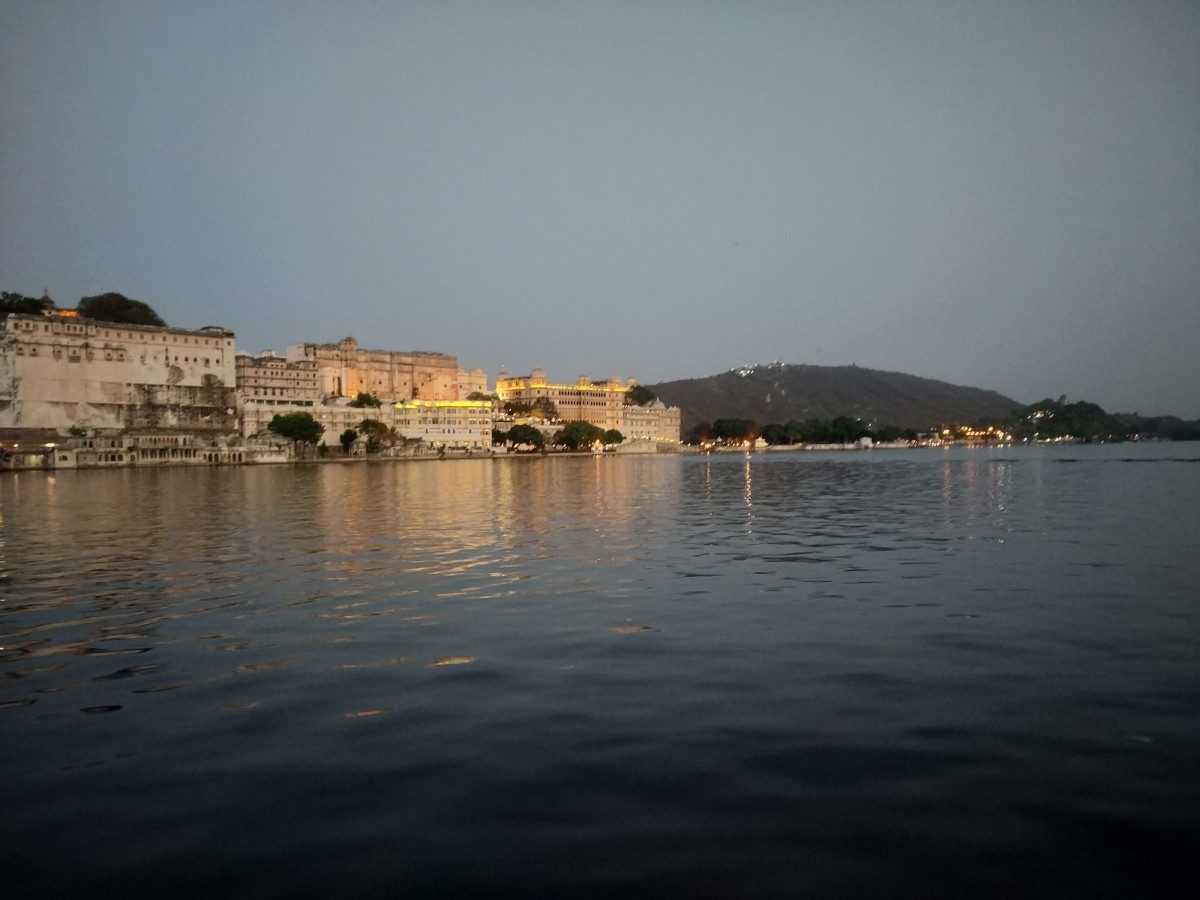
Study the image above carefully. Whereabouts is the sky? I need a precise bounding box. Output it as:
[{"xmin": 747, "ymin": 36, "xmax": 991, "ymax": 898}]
[{"xmin": 2, "ymin": 1, "xmax": 1198, "ymax": 417}]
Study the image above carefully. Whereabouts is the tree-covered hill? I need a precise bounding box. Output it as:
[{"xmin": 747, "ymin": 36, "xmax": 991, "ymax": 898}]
[{"xmin": 648, "ymin": 363, "xmax": 1023, "ymax": 434}]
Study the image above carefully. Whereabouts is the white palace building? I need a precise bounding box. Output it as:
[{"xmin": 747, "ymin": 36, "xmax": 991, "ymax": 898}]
[{"xmin": 2, "ymin": 307, "xmax": 680, "ymax": 461}]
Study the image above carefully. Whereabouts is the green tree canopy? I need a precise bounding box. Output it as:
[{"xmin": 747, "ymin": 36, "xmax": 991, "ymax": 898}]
[
  {"xmin": 340, "ymin": 429, "xmax": 358, "ymax": 454},
  {"xmin": 531, "ymin": 397, "xmax": 559, "ymax": 420},
  {"xmin": 358, "ymin": 418, "xmax": 391, "ymax": 452},
  {"xmin": 553, "ymin": 420, "xmax": 606, "ymax": 450},
  {"xmin": 502, "ymin": 398, "xmax": 558, "ymax": 420},
  {"xmin": 268, "ymin": 412, "xmax": 324, "ymax": 444},
  {"xmin": 348, "ymin": 392, "xmax": 383, "ymax": 408},
  {"xmin": 1, "ymin": 291, "xmax": 49, "ymax": 317},
  {"xmin": 625, "ymin": 384, "xmax": 656, "ymax": 406},
  {"xmin": 603, "ymin": 429, "xmax": 624, "ymax": 445},
  {"xmin": 687, "ymin": 421, "xmax": 713, "ymax": 444},
  {"xmin": 828, "ymin": 415, "xmax": 867, "ymax": 443},
  {"xmin": 711, "ymin": 418, "xmax": 760, "ymax": 442},
  {"xmin": 77, "ymin": 292, "xmax": 166, "ymax": 326},
  {"xmin": 761, "ymin": 422, "xmax": 790, "ymax": 445},
  {"xmin": 505, "ymin": 424, "xmax": 545, "ymax": 450}
]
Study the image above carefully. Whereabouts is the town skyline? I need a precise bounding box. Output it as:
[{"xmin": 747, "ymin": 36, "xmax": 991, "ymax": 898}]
[
  {"xmin": 9, "ymin": 286, "xmax": 1200, "ymax": 424},
  {"xmin": 3, "ymin": 2, "xmax": 1198, "ymax": 418}
]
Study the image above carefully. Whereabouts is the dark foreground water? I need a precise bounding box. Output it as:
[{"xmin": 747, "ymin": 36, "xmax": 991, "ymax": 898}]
[{"xmin": 2, "ymin": 445, "xmax": 1198, "ymax": 898}]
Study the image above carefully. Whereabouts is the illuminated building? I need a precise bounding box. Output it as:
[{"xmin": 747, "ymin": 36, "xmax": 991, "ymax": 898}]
[
  {"xmin": 495, "ymin": 367, "xmax": 681, "ymax": 443},
  {"xmin": 284, "ymin": 336, "xmax": 470, "ymax": 402}
]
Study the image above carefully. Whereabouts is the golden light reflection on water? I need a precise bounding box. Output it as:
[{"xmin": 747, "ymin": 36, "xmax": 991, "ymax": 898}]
[{"xmin": 1, "ymin": 457, "xmax": 684, "ymax": 710}]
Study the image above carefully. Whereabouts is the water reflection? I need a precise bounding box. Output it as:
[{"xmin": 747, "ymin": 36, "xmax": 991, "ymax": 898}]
[
  {"xmin": 1, "ymin": 458, "xmax": 692, "ymax": 673},
  {"xmin": 2, "ymin": 448, "xmax": 1198, "ymax": 898}
]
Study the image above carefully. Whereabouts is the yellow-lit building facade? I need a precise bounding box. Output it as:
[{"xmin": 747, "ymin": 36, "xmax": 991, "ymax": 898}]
[
  {"xmin": 392, "ymin": 399, "xmax": 494, "ymax": 450},
  {"xmin": 297, "ymin": 398, "xmax": 493, "ymax": 452},
  {"xmin": 284, "ymin": 336, "xmax": 470, "ymax": 402},
  {"xmin": 495, "ymin": 367, "xmax": 681, "ymax": 443},
  {"xmin": 237, "ymin": 336, "xmax": 492, "ymax": 443}
]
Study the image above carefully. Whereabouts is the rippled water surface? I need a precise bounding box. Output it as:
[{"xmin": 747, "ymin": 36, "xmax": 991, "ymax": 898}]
[{"xmin": 3, "ymin": 445, "xmax": 1198, "ymax": 898}]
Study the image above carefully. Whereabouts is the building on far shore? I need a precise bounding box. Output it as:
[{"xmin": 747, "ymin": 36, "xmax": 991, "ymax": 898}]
[
  {"xmin": 239, "ymin": 396, "xmax": 495, "ymax": 453},
  {"xmin": 389, "ymin": 398, "xmax": 493, "ymax": 452},
  {"xmin": 0, "ymin": 312, "xmax": 238, "ymax": 434},
  {"xmin": 2, "ymin": 312, "xmax": 676, "ymax": 458},
  {"xmin": 620, "ymin": 397, "xmax": 683, "ymax": 443},
  {"xmin": 282, "ymin": 336, "xmax": 485, "ymax": 403},
  {"xmin": 495, "ymin": 367, "xmax": 681, "ymax": 443},
  {"xmin": 236, "ymin": 334, "xmax": 493, "ymax": 449},
  {"xmin": 235, "ymin": 350, "xmax": 321, "ymax": 409}
]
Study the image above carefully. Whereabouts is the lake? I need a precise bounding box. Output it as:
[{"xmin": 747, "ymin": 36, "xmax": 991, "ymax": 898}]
[{"xmin": 2, "ymin": 444, "xmax": 1198, "ymax": 898}]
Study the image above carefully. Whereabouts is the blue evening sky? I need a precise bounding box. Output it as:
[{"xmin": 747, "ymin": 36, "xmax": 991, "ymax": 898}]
[{"xmin": 3, "ymin": 1, "xmax": 1198, "ymax": 416}]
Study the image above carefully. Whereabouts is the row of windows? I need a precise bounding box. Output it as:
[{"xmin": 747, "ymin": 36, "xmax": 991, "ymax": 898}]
[
  {"xmin": 403, "ymin": 428, "xmax": 488, "ymax": 435},
  {"xmin": 137, "ymin": 436, "xmax": 187, "ymax": 446},
  {"xmin": 100, "ymin": 330, "xmax": 230, "ymax": 347},
  {"xmin": 12, "ymin": 320, "xmax": 230, "ymax": 346},
  {"xmin": 13, "ymin": 347, "xmax": 233, "ymax": 370},
  {"xmin": 241, "ymin": 369, "xmax": 317, "ymax": 379}
]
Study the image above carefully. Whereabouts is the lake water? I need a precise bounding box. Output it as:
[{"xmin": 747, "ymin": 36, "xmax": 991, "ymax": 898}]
[{"xmin": 2, "ymin": 444, "xmax": 1198, "ymax": 898}]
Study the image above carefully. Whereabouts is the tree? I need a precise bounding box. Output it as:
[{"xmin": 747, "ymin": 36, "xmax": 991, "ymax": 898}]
[
  {"xmin": 625, "ymin": 385, "xmax": 656, "ymax": 406},
  {"xmin": 761, "ymin": 422, "xmax": 790, "ymax": 445},
  {"xmin": 687, "ymin": 421, "xmax": 713, "ymax": 444},
  {"xmin": 268, "ymin": 412, "xmax": 324, "ymax": 445},
  {"xmin": 872, "ymin": 425, "xmax": 908, "ymax": 443},
  {"xmin": 603, "ymin": 429, "xmax": 624, "ymax": 446},
  {"xmin": 339, "ymin": 429, "xmax": 358, "ymax": 454},
  {"xmin": 712, "ymin": 418, "xmax": 759, "ymax": 443},
  {"xmin": 492, "ymin": 427, "xmax": 509, "ymax": 445},
  {"xmin": 505, "ymin": 424, "xmax": 544, "ymax": 451},
  {"xmin": 503, "ymin": 400, "xmax": 533, "ymax": 417},
  {"xmin": 358, "ymin": 418, "xmax": 390, "ymax": 453},
  {"xmin": 77, "ymin": 292, "xmax": 166, "ymax": 326},
  {"xmin": 553, "ymin": 420, "xmax": 605, "ymax": 450},
  {"xmin": 531, "ymin": 397, "xmax": 559, "ymax": 421},
  {"xmin": 467, "ymin": 391, "xmax": 496, "ymax": 402},
  {"xmin": 348, "ymin": 392, "xmax": 383, "ymax": 408},
  {"xmin": 828, "ymin": 415, "xmax": 866, "ymax": 443},
  {"xmin": 0, "ymin": 291, "xmax": 49, "ymax": 317}
]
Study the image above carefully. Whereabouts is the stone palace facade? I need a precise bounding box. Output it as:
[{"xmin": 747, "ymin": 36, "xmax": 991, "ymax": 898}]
[
  {"xmin": 1, "ymin": 312, "xmax": 238, "ymax": 434},
  {"xmin": 2, "ymin": 309, "xmax": 681, "ymax": 463},
  {"xmin": 495, "ymin": 367, "xmax": 681, "ymax": 444}
]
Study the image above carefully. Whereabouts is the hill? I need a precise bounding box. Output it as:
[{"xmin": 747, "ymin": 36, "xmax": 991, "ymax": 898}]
[{"xmin": 647, "ymin": 363, "xmax": 1023, "ymax": 434}]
